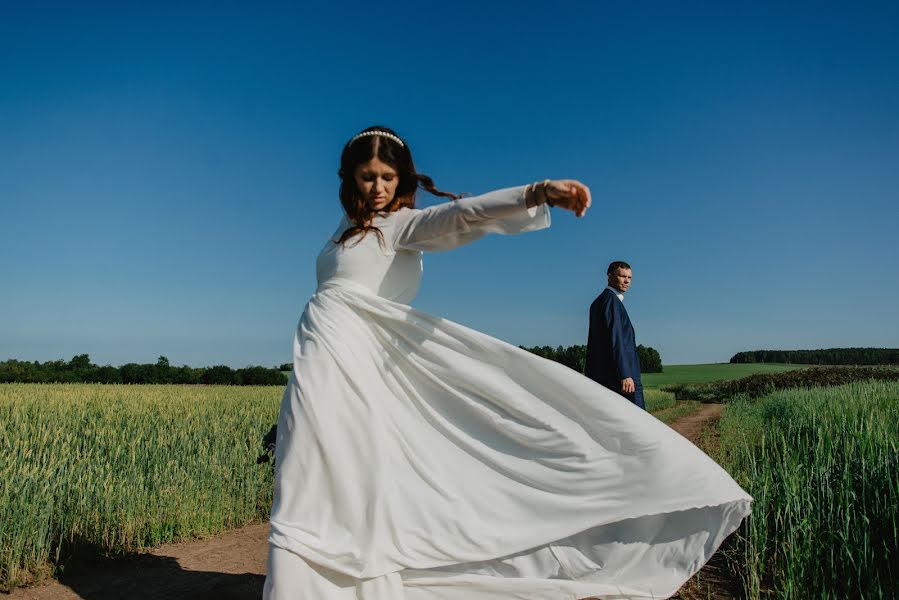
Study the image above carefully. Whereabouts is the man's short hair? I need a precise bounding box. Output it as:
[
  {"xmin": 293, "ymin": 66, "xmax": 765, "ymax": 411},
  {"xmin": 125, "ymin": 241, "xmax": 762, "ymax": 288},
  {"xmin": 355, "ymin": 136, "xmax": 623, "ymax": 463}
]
[{"xmin": 607, "ymin": 261, "xmax": 631, "ymax": 274}]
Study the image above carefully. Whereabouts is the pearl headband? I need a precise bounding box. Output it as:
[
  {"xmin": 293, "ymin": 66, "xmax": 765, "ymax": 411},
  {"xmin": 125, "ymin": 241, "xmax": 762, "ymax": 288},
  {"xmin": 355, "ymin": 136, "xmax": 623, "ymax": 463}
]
[{"xmin": 350, "ymin": 130, "xmax": 405, "ymax": 148}]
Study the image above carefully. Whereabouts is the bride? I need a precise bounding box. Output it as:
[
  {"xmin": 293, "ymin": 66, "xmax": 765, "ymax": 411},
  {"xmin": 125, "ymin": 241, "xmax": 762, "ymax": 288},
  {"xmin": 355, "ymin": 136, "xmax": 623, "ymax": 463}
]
[{"xmin": 263, "ymin": 125, "xmax": 751, "ymax": 599}]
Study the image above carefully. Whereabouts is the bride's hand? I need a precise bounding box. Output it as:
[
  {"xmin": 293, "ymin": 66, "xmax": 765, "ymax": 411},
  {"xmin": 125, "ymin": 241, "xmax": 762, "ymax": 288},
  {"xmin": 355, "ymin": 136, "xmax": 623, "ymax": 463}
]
[{"xmin": 545, "ymin": 180, "xmax": 591, "ymax": 217}]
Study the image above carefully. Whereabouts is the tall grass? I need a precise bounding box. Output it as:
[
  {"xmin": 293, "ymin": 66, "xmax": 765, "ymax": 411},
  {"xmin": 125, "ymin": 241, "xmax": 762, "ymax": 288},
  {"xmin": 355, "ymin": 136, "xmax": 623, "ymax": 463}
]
[
  {"xmin": 0, "ymin": 383, "xmax": 281, "ymax": 591},
  {"xmin": 644, "ymin": 388, "xmax": 676, "ymax": 413},
  {"xmin": 714, "ymin": 381, "xmax": 899, "ymax": 598}
]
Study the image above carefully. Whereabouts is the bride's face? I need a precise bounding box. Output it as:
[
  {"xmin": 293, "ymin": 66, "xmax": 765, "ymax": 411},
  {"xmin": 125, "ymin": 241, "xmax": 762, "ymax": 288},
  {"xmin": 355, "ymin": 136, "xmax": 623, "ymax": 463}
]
[{"xmin": 354, "ymin": 157, "xmax": 399, "ymax": 211}]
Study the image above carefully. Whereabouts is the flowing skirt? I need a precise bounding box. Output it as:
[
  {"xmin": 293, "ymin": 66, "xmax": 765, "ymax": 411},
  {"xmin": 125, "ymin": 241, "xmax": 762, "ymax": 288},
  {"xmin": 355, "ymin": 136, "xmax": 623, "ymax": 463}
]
[{"xmin": 265, "ymin": 282, "xmax": 751, "ymax": 599}]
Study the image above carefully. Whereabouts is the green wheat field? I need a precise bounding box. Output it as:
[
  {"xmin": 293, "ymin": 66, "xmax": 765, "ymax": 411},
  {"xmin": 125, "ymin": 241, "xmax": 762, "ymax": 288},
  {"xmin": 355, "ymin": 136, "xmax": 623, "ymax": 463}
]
[
  {"xmin": 713, "ymin": 380, "xmax": 898, "ymax": 598},
  {"xmin": 0, "ymin": 384, "xmax": 280, "ymax": 590}
]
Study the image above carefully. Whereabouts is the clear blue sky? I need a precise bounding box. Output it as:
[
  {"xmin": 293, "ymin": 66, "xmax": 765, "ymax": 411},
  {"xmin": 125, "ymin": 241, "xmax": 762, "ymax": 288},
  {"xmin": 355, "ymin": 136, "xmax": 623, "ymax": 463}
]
[{"xmin": 2, "ymin": 1, "xmax": 897, "ymax": 367}]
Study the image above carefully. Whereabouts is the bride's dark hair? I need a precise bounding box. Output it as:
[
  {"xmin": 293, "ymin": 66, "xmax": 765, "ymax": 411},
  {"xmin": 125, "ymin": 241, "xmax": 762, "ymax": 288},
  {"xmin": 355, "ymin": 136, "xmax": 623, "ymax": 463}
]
[{"xmin": 336, "ymin": 126, "xmax": 460, "ymax": 246}]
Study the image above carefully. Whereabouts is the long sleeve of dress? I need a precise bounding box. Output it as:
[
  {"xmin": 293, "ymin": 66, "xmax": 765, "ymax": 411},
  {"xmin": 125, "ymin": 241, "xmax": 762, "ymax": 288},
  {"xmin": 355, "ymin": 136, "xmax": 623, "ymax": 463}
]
[{"xmin": 391, "ymin": 185, "xmax": 551, "ymax": 252}]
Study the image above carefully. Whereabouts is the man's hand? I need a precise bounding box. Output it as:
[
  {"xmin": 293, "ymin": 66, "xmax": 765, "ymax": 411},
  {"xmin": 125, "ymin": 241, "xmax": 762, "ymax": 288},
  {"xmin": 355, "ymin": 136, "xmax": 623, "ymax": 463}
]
[{"xmin": 621, "ymin": 377, "xmax": 635, "ymax": 394}]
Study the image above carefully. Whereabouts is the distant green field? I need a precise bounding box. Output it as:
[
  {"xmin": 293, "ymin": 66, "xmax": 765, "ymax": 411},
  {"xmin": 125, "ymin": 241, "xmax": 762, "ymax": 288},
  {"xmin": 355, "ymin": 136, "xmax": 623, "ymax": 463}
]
[{"xmin": 642, "ymin": 363, "xmax": 808, "ymax": 389}]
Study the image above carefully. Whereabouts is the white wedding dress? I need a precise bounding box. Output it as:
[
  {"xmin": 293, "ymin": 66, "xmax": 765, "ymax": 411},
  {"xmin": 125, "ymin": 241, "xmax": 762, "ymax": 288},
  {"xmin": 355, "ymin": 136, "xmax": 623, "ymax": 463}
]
[{"xmin": 264, "ymin": 186, "xmax": 751, "ymax": 600}]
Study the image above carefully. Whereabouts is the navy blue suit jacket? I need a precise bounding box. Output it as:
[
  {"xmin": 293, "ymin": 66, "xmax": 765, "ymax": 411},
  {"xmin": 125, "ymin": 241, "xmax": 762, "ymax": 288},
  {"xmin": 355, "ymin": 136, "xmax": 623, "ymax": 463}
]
[{"xmin": 585, "ymin": 288, "xmax": 645, "ymax": 409}]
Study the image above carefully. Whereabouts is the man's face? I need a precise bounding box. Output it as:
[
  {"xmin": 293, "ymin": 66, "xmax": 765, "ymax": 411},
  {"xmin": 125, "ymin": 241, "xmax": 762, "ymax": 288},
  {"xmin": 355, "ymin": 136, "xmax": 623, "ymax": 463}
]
[{"xmin": 607, "ymin": 268, "xmax": 632, "ymax": 293}]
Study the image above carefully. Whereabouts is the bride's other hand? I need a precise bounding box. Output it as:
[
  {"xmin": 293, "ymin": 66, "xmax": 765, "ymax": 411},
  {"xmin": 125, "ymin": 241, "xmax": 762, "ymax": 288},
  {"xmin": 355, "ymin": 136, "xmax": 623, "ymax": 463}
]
[{"xmin": 545, "ymin": 180, "xmax": 591, "ymax": 217}]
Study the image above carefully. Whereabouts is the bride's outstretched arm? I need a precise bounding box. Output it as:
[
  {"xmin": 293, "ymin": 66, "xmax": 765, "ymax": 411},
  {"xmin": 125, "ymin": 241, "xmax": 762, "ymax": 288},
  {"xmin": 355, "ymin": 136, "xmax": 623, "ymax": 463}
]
[{"xmin": 392, "ymin": 180, "xmax": 591, "ymax": 252}]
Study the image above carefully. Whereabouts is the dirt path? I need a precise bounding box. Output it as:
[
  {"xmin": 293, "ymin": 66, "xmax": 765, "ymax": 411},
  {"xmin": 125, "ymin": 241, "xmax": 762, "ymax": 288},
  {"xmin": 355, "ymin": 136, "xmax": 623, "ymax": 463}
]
[
  {"xmin": 10, "ymin": 405, "xmax": 728, "ymax": 600},
  {"xmin": 667, "ymin": 402, "xmax": 722, "ymax": 446},
  {"xmin": 666, "ymin": 402, "xmax": 737, "ymax": 600}
]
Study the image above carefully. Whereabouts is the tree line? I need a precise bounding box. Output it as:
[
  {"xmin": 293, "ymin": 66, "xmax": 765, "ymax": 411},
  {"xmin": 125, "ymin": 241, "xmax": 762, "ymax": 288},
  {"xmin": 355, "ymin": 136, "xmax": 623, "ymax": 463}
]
[
  {"xmin": 521, "ymin": 344, "xmax": 663, "ymax": 374},
  {"xmin": 0, "ymin": 355, "xmax": 287, "ymax": 385},
  {"xmin": 1, "ymin": 345, "xmax": 664, "ymax": 385},
  {"xmin": 729, "ymin": 348, "xmax": 899, "ymax": 366}
]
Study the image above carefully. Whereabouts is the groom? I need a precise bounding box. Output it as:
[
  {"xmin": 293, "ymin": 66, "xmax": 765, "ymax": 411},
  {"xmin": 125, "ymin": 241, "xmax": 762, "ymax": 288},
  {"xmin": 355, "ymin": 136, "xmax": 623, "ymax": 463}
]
[{"xmin": 585, "ymin": 261, "xmax": 645, "ymax": 409}]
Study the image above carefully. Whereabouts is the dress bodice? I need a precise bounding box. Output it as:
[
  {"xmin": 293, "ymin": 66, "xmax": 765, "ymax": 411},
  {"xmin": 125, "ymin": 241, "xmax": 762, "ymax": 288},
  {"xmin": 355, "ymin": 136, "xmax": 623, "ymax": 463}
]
[{"xmin": 315, "ymin": 214, "xmax": 424, "ymax": 304}]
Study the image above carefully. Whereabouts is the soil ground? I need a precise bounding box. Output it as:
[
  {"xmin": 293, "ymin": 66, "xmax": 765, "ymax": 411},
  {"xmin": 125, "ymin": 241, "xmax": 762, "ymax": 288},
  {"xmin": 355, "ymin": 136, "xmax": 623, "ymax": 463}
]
[
  {"xmin": 7, "ymin": 403, "xmax": 731, "ymax": 600},
  {"xmin": 666, "ymin": 403, "xmax": 742, "ymax": 600}
]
